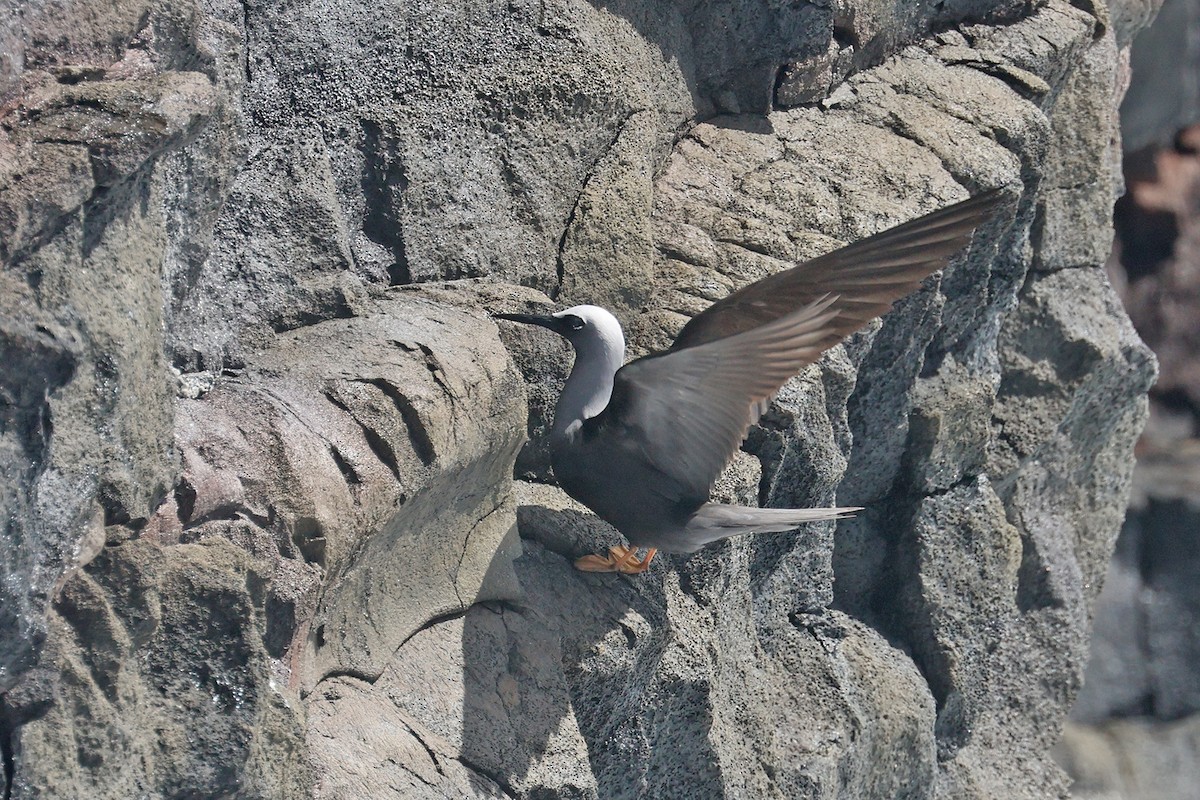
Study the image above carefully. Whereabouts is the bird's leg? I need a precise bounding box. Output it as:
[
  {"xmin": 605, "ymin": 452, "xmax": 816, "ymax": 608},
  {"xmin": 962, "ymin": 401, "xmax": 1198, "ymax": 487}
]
[
  {"xmin": 610, "ymin": 546, "xmax": 641, "ymax": 572},
  {"xmin": 621, "ymin": 548, "xmax": 657, "ymax": 574},
  {"xmin": 573, "ymin": 545, "xmax": 658, "ymax": 574},
  {"xmin": 574, "ymin": 545, "xmax": 633, "ymax": 572}
]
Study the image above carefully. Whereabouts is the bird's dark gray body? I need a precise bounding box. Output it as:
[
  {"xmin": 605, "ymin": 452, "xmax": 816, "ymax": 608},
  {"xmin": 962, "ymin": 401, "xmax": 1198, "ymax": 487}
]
[
  {"xmin": 550, "ymin": 409, "xmax": 703, "ymax": 549},
  {"xmin": 497, "ymin": 189, "xmax": 1006, "ymax": 564},
  {"xmin": 551, "ymin": 429, "xmax": 696, "ymax": 546}
]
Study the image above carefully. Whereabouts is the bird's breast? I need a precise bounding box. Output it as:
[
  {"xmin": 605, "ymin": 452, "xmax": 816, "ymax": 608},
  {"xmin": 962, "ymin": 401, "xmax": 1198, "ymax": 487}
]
[{"xmin": 549, "ymin": 433, "xmax": 703, "ymax": 545}]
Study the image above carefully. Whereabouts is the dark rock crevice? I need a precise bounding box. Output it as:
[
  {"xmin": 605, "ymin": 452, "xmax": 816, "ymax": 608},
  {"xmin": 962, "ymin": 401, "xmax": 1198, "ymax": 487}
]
[
  {"xmin": 359, "ymin": 119, "xmax": 413, "ymax": 286},
  {"xmin": 552, "ymin": 109, "xmax": 644, "ymax": 301},
  {"xmin": 1, "ymin": 701, "xmax": 14, "ymax": 800}
]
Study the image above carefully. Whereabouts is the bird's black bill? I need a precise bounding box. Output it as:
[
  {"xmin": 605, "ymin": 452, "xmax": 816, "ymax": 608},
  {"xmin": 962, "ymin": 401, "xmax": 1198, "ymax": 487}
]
[{"xmin": 493, "ymin": 312, "xmax": 569, "ymax": 334}]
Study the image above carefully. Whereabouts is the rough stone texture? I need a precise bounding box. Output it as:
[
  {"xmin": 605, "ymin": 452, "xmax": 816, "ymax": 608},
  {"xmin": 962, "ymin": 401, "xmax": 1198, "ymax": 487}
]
[
  {"xmin": 2, "ymin": 281, "xmax": 532, "ymax": 799},
  {"xmin": 1053, "ymin": 6, "xmax": 1200, "ymax": 792},
  {"xmin": 0, "ymin": 1, "xmax": 1158, "ymax": 799},
  {"xmin": 7, "ymin": 539, "xmax": 313, "ymax": 798},
  {"xmin": 0, "ymin": 1, "xmax": 218, "ymax": 691}
]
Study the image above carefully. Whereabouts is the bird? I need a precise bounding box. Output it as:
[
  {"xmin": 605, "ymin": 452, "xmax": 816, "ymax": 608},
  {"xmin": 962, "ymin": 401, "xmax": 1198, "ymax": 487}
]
[{"xmin": 496, "ymin": 189, "xmax": 1005, "ymax": 574}]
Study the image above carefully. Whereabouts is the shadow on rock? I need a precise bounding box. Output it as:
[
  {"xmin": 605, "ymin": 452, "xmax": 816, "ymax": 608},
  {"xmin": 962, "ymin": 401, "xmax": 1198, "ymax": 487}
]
[
  {"xmin": 585, "ymin": 0, "xmax": 831, "ymax": 115},
  {"xmin": 455, "ymin": 503, "xmax": 679, "ymax": 797}
]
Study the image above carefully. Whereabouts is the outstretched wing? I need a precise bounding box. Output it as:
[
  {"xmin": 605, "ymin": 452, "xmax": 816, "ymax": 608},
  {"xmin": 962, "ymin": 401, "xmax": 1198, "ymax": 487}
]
[
  {"xmin": 670, "ymin": 189, "xmax": 1006, "ymax": 352},
  {"xmin": 592, "ymin": 190, "xmax": 1005, "ymax": 502}
]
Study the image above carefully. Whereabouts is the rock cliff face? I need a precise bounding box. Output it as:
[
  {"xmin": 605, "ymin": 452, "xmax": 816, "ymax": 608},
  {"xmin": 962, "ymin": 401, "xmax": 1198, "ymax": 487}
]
[
  {"xmin": 1054, "ymin": 0, "xmax": 1200, "ymax": 785},
  {"xmin": 0, "ymin": 1, "xmax": 1157, "ymax": 798}
]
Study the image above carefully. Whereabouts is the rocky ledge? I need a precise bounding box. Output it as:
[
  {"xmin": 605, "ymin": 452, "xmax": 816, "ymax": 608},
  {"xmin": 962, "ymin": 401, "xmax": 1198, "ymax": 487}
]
[{"xmin": 0, "ymin": 1, "xmax": 1158, "ymax": 798}]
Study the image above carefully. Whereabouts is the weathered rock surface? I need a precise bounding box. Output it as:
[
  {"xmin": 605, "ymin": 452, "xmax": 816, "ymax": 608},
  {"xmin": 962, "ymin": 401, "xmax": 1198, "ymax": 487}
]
[
  {"xmin": 1054, "ymin": 4, "xmax": 1200, "ymax": 791},
  {"xmin": 0, "ymin": 1, "xmax": 1157, "ymax": 799},
  {"xmin": 3, "ymin": 282, "xmax": 532, "ymax": 799}
]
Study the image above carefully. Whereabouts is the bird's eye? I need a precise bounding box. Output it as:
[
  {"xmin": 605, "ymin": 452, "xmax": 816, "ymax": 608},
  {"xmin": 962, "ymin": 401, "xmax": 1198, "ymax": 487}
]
[{"xmin": 567, "ymin": 315, "xmax": 585, "ymax": 331}]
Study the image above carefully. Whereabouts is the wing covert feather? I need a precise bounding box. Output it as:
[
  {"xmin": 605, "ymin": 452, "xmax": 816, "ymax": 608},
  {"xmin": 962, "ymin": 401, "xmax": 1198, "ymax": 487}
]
[{"xmin": 599, "ymin": 296, "xmax": 840, "ymax": 501}]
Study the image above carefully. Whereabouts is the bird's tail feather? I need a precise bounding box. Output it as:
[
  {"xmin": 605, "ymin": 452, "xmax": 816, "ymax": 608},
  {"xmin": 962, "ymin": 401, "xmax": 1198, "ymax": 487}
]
[{"xmin": 682, "ymin": 502, "xmax": 860, "ymax": 550}]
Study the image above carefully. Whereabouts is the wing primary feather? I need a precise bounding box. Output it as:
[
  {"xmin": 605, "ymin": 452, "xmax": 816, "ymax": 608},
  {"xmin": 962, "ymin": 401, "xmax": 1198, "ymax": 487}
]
[{"xmin": 671, "ymin": 189, "xmax": 1006, "ymax": 352}]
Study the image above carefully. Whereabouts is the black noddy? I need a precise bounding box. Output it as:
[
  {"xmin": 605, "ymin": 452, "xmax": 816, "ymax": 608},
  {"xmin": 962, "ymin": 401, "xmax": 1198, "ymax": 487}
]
[{"xmin": 497, "ymin": 189, "xmax": 1005, "ymax": 573}]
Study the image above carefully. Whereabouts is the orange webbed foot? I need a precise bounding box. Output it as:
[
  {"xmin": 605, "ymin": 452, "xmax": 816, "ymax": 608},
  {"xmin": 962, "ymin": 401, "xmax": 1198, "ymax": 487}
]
[{"xmin": 573, "ymin": 546, "xmax": 658, "ymax": 574}]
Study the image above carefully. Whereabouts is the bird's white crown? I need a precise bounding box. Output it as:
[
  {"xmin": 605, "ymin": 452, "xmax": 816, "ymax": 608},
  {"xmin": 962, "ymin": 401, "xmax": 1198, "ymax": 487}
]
[{"xmin": 554, "ymin": 305, "xmax": 626, "ymax": 355}]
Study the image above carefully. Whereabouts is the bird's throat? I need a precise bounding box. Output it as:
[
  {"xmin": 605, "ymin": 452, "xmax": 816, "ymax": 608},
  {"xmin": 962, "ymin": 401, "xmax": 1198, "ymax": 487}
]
[{"xmin": 552, "ymin": 350, "xmax": 620, "ymax": 438}]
